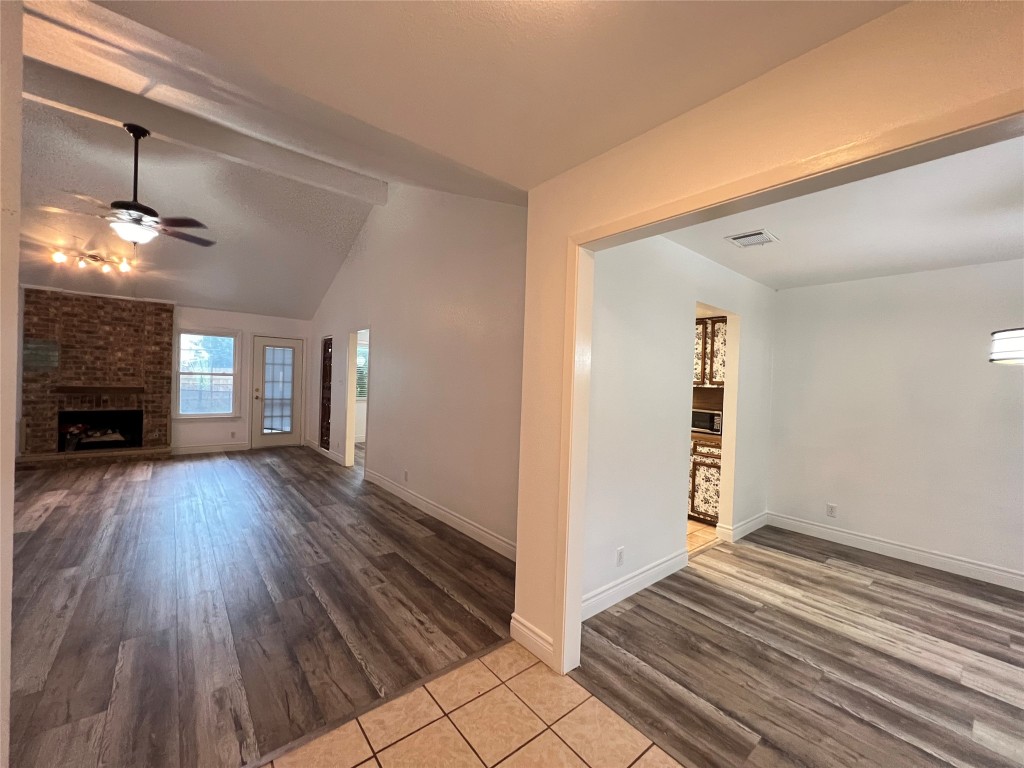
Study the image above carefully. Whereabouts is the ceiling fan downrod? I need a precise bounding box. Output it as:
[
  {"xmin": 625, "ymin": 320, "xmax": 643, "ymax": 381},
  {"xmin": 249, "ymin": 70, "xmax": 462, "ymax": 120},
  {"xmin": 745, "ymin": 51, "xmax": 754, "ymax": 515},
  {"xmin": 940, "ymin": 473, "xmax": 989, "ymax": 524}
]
[{"xmin": 123, "ymin": 123, "xmax": 150, "ymax": 204}]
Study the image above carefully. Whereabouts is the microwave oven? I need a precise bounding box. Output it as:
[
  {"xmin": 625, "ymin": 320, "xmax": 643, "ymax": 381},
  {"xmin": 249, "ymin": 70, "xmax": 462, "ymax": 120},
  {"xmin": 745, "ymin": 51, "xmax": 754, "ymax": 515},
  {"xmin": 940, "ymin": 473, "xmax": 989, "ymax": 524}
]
[{"xmin": 692, "ymin": 409, "xmax": 723, "ymax": 435}]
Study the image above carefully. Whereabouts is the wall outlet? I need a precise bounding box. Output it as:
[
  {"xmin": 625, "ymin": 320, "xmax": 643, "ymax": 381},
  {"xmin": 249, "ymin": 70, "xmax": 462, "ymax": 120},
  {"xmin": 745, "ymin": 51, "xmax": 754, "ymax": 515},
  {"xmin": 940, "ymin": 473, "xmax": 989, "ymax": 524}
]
[
  {"xmin": 826, "ymin": 502, "xmax": 838, "ymax": 519},
  {"xmin": 404, "ymin": 469, "xmax": 409, "ymax": 482},
  {"xmin": 230, "ymin": 431, "xmax": 236, "ymax": 439},
  {"xmin": 615, "ymin": 546, "xmax": 625, "ymax": 567}
]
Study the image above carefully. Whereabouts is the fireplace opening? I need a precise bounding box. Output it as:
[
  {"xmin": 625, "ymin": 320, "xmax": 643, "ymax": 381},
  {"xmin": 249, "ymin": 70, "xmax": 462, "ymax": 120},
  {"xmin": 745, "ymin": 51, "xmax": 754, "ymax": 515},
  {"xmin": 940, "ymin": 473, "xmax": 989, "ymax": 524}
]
[{"xmin": 58, "ymin": 409, "xmax": 144, "ymax": 452}]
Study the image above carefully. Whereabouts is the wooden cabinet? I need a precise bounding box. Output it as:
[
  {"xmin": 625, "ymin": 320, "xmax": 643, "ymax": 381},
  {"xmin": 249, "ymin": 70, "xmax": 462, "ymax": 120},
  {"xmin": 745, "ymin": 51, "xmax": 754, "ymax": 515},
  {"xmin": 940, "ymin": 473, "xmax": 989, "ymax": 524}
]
[
  {"xmin": 689, "ymin": 438, "xmax": 721, "ymax": 524},
  {"xmin": 693, "ymin": 321, "xmax": 707, "ymax": 385},
  {"xmin": 693, "ymin": 317, "xmax": 727, "ymax": 387}
]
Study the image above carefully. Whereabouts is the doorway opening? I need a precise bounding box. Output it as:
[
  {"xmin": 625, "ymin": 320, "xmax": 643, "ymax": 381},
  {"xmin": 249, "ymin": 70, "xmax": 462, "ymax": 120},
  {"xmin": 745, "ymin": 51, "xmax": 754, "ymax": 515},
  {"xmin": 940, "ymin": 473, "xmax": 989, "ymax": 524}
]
[
  {"xmin": 251, "ymin": 335, "xmax": 304, "ymax": 448},
  {"xmin": 319, "ymin": 336, "xmax": 333, "ymax": 451},
  {"xmin": 688, "ymin": 302, "xmax": 729, "ymax": 555},
  {"xmin": 345, "ymin": 329, "xmax": 370, "ymax": 468}
]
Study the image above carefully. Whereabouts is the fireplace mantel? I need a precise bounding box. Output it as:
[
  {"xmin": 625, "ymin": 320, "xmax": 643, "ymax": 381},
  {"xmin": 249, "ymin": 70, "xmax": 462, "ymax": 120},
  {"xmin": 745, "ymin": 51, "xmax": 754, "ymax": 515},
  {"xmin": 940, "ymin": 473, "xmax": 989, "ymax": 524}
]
[{"xmin": 53, "ymin": 385, "xmax": 146, "ymax": 395}]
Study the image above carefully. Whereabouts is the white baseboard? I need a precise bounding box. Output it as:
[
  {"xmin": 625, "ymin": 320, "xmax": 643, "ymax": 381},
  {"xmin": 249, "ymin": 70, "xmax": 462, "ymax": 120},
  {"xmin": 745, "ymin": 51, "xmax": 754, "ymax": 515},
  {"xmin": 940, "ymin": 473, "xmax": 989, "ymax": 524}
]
[
  {"xmin": 303, "ymin": 438, "xmax": 346, "ymax": 466},
  {"xmin": 363, "ymin": 469, "xmax": 516, "ymax": 561},
  {"xmin": 717, "ymin": 511, "xmax": 768, "ymax": 543},
  {"xmin": 581, "ymin": 548, "xmax": 688, "ymax": 620},
  {"xmin": 510, "ymin": 612, "xmax": 557, "ymax": 669},
  {"xmin": 171, "ymin": 441, "xmax": 250, "ymax": 456},
  {"xmin": 766, "ymin": 512, "xmax": 1024, "ymax": 591}
]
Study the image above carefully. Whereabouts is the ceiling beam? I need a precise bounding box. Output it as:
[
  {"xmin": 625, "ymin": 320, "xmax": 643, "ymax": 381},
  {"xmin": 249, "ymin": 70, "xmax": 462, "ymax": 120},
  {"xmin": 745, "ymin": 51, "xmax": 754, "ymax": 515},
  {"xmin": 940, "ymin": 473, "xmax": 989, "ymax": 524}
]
[
  {"xmin": 22, "ymin": 0, "xmax": 526, "ymax": 206},
  {"xmin": 24, "ymin": 60, "xmax": 388, "ymax": 206}
]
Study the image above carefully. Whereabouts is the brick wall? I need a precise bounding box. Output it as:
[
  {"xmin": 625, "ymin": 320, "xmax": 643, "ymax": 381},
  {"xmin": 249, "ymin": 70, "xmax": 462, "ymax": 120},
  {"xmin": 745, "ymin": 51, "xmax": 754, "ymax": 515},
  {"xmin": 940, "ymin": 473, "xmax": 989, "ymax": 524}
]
[{"xmin": 21, "ymin": 288, "xmax": 174, "ymax": 454}]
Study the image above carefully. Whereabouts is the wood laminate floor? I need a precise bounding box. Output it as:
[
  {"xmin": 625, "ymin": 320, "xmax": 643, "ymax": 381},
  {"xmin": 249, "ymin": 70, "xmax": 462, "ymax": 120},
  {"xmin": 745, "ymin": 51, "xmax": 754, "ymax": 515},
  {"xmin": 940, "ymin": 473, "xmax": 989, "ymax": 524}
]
[
  {"xmin": 571, "ymin": 526, "xmax": 1024, "ymax": 768},
  {"xmin": 10, "ymin": 446, "xmax": 514, "ymax": 768}
]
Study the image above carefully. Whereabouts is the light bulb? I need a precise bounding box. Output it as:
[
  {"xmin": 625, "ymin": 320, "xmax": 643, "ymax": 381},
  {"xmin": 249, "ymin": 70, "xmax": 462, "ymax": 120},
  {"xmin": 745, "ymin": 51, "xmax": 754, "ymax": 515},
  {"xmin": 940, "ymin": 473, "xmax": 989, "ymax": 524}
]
[
  {"xmin": 77, "ymin": 257, "xmax": 87, "ymax": 269},
  {"xmin": 119, "ymin": 260, "xmax": 131, "ymax": 273},
  {"xmin": 109, "ymin": 220, "xmax": 158, "ymax": 245},
  {"xmin": 52, "ymin": 251, "xmax": 67, "ymax": 264},
  {"xmin": 101, "ymin": 263, "xmax": 112, "ymax": 274}
]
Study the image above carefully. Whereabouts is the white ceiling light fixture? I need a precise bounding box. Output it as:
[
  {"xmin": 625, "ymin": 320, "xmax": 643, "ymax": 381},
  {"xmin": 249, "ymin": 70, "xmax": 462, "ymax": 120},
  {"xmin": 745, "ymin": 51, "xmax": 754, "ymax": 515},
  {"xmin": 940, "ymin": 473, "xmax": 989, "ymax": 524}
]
[
  {"xmin": 989, "ymin": 328, "xmax": 1024, "ymax": 365},
  {"xmin": 109, "ymin": 219, "xmax": 159, "ymax": 244},
  {"xmin": 51, "ymin": 250, "xmax": 67, "ymax": 263}
]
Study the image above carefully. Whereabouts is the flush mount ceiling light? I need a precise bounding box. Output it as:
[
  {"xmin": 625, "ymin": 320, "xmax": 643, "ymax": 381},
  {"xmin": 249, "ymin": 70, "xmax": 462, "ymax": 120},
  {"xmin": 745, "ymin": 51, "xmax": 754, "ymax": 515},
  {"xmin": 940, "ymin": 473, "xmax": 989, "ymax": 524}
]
[{"xmin": 989, "ymin": 328, "xmax": 1024, "ymax": 365}]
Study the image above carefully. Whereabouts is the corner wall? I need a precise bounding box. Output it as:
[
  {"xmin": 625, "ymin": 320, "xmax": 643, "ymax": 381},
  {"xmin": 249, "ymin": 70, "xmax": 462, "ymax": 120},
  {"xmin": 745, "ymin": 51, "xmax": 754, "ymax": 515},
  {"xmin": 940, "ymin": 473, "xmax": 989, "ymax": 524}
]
[
  {"xmin": 768, "ymin": 260, "xmax": 1024, "ymax": 587},
  {"xmin": 582, "ymin": 237, "xmax": 774, "ymax": 615},
  {"xmin": 306, "ymin": 183, "xmax": 527, "ymax": 557}
]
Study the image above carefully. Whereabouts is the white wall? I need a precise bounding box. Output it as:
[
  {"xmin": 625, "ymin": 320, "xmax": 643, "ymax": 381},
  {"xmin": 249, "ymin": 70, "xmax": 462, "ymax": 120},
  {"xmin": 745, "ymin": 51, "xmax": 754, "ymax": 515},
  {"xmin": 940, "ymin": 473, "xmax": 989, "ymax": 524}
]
[
  {"xmin": 582, "ymin": 237, "xmax": 775, "ymax": 613},
  {"xmin": 306, "ymin": 183, "xmax": 527, "ymax": 554},
  {"xmin": 768, "ymin": 260, "xmax": 1024, "ymax": 585},
  {"xmin": 173, "ymin": 306, "xmax": 309, "ymax": 453},
  {"xmin": 0, "ymin": 4, "xmax": 22, "ymax": 762}
]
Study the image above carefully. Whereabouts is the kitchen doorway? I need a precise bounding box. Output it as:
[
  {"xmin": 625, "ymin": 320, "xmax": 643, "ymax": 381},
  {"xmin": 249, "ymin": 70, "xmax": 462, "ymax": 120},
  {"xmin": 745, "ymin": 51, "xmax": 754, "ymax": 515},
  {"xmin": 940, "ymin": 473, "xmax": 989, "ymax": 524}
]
[
  {"xmin": 688, "ymin": 302, "xmax": 729, "ymax": 554},
  {"xmin": 319, "ymin": 336, "xmax": 333, "ymax": 450}
]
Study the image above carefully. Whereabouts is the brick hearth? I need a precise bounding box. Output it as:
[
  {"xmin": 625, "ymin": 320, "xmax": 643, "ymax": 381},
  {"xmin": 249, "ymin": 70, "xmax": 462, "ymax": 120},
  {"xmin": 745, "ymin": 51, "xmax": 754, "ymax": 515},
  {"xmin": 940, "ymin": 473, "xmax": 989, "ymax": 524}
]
[{"xmin": 21, "ymin": 288, "xmax": 174, "ymax": 455}]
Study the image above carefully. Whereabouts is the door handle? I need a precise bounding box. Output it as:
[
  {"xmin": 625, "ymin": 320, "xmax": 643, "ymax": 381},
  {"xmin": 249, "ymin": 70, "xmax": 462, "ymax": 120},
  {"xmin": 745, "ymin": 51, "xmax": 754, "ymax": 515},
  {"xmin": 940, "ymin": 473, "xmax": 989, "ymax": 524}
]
[{"xmin": 254, "ymin": 395, "xmax": 260, "ymax": 400}]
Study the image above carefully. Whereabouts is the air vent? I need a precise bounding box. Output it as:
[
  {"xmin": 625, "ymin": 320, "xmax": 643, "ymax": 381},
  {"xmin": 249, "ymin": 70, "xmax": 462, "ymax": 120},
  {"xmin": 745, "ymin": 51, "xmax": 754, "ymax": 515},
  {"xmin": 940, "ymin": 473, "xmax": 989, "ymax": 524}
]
[{"xmin": 726, "ymin": 229, "xmax": 777, "ymax": 248}]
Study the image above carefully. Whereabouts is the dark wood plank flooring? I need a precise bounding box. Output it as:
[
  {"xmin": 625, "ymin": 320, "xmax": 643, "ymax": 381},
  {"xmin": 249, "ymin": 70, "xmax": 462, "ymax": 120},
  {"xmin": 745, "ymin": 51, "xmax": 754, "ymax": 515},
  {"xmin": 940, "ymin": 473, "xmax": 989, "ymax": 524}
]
[
  {"xmin": 571, "ymin": 526, "xmax": 1024, "ymax": 768},
  {"xmin": 11, "ymin": 446, "xmax": 514, "ymax": 768}
]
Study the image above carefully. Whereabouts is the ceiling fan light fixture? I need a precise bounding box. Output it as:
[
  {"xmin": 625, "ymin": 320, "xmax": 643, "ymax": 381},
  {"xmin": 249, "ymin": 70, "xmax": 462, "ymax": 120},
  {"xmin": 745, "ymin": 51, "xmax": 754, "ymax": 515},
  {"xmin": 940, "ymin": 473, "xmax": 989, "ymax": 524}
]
[
  {"xmin": 77, "ymin": 256, "xmax": 87, "ymax": 269},
  {"xmin": 101, "ymin": 262, "xmax": 112, "ymax": 274},
  {"xmin": 119, "ymin": 259, "xmax": 131, "ymax": 273},
  {"xmin": 51, "ymin": 251, "xmax": 67, "ymax": 264},
  {"xmin": 110, "ymin": 220, "xmax": 158, "ymax": 245}
]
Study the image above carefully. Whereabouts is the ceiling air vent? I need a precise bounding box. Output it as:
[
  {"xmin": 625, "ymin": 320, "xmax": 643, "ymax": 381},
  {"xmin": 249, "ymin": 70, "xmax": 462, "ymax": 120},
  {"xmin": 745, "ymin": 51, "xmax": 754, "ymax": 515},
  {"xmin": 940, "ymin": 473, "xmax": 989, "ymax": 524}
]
[{"xmin": 726, "ymin": 229, "xmax": 777, "ymax": 248}]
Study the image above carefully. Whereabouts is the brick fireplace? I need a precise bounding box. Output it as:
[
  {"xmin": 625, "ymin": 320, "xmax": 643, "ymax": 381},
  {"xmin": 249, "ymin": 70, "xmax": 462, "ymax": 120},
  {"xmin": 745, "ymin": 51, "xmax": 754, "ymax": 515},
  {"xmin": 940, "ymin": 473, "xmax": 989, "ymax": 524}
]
[{"xmin": 21, "ymin": 288, "xmax": 174, "ymax": 456}]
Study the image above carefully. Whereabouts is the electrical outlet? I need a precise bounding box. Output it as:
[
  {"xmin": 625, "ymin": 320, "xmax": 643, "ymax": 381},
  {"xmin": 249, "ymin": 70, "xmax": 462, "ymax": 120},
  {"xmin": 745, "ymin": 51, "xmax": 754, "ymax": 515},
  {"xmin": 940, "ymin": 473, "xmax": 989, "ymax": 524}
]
[
  {"xmin": 230, "ymin": 431, "xmax": 236, "ymax": 439},
  {"xmin": 826, "ymin": 502, "xmax": 838, "ymax": 519},
  {"xmin": 404, "ymin": 469, "xmax": 409, "ymax": 482},
  {"xmin": 615, "ymin": 546, "xmax": 625, "ymax": 567}
]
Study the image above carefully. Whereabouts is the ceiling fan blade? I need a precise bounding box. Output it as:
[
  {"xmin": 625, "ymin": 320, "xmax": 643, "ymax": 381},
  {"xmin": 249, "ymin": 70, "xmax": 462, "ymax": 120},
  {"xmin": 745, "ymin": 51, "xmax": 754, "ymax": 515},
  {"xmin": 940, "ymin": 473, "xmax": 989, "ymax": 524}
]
[
  {"xmin": 37, "ymin": 205, "xmax": 105, "ymax": 219},
  {"xmin": 161, "ymin": 228, "xmax": 216, "ymax": 247},
  {"xmin": 158, "ymin": 216, "xmax": 207, "ymax": 229},
  {"xmin": 68, "ymin": 192, "xmax": 110, "ymax": 210}
]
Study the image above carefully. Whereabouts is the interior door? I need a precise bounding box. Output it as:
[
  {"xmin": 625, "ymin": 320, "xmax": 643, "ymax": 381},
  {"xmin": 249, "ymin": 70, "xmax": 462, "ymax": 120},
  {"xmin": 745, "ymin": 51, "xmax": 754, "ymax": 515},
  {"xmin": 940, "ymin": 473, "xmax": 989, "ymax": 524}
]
[
  {"xmin": 319, "ymin": 337, "xmax": 332, "ymax": 450},
  {"xmin": 251, "ymin": 336, "xmax": 304, "ymax": 448}
]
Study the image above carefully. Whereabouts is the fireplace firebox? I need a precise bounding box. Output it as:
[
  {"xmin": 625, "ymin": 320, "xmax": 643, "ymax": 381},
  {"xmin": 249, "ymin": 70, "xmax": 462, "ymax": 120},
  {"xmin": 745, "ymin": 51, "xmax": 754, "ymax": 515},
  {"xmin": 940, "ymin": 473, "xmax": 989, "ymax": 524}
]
[{"xmin": 58, "ymin": 409, "xmax": 144, "ymax": 452}]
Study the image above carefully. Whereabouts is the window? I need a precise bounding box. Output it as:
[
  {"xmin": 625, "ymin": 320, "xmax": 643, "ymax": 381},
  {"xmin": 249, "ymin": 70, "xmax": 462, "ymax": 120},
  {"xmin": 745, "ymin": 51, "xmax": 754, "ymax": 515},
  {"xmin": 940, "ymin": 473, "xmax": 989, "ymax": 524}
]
[
  {"xmin": 177, "ymin": 332, "xmax": 238, "ymax": 416},
  {"xmin": 355, "ymin": 344, "xmax": 369, "ymax": 400}
]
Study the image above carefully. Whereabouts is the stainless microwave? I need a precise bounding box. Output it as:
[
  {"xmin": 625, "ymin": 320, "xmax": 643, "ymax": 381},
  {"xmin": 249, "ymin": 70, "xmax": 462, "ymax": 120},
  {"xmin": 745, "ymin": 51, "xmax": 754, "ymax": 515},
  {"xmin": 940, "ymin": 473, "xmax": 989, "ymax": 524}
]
[{"xmin": 692, "ymin": 409, "xmax": 723, "ymax": 435}]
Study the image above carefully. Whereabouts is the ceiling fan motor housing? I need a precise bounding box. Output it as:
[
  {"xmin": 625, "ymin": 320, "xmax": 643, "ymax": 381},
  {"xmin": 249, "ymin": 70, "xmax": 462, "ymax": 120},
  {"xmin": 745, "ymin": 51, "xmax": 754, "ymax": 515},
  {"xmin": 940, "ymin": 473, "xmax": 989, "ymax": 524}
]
[{"xmin": 110, "ymin": 199, "xmax": 159, "ymax": 220}]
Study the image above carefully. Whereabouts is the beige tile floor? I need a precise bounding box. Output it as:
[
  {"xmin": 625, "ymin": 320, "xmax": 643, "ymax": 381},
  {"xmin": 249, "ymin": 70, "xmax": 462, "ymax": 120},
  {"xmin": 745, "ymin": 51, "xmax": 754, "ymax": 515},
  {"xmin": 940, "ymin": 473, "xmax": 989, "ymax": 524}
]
[
  {"xmin": 272, "ymin": 641, "xmax": 682, "ymax": 768},
  {"xmin": 686, "ymin": 518, "xmax": 718, "ymax": 553}
]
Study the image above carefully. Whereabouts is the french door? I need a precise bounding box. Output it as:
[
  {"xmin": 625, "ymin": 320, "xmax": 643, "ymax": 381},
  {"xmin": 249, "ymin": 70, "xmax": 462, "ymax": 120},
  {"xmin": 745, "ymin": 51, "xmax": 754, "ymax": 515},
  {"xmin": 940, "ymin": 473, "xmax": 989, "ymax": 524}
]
[{"xmin": 251, "ymin": 336, "xmax": 303, "ymax": 448}]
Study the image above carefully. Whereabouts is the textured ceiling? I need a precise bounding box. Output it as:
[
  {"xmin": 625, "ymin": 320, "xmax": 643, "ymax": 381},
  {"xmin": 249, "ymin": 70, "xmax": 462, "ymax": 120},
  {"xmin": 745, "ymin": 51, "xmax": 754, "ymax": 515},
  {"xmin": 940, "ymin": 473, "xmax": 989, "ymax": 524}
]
[
  {"xmin": 663, "ymin": 137, "xmax": 1024, "ymax": 289},
  {"xmin": 21, "ymin": 99, "xmax": 373, "ymax": 318},
  {"xmin": 98, "ymin": 0, "xmax": 899, "ymax": 190}
]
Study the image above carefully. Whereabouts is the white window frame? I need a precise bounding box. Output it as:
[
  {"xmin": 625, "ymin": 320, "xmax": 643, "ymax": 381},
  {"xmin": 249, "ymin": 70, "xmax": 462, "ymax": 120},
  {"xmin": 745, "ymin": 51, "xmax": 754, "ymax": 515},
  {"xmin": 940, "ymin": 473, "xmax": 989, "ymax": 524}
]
[
  {"xmin": 174, "ymin": 329, "xmax": 242, "ymax": 419},
  {"xmin": 355, "ymin": 343, "xmax": 370, "ymax": 402}
]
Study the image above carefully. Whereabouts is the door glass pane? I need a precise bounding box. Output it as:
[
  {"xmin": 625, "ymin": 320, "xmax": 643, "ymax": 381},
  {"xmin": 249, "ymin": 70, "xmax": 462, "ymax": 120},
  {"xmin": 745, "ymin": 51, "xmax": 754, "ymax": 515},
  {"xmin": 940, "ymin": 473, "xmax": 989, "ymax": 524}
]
[{"xmin": 262, "ymin": 346, "xmax": 294, "ymax": 434}]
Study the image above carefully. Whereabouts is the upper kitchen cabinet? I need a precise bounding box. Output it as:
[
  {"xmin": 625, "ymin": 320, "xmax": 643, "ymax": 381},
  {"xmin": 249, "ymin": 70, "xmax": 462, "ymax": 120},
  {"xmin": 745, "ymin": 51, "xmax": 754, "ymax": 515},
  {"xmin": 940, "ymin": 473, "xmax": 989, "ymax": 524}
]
[
  {"xmin": 693, "ymin": 321, "xmax": 707, "ymax": 385},
  {"xmin": 693, "ymin": 317, "xmax": 727, "ymax": 387}
]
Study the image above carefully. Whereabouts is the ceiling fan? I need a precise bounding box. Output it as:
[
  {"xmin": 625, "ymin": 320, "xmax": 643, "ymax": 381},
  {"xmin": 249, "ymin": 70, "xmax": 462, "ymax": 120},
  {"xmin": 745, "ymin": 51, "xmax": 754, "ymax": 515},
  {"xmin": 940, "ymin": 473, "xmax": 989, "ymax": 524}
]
[{"xmin": 40, "ymin": 123, "xmax": 216, "ymax": 248}]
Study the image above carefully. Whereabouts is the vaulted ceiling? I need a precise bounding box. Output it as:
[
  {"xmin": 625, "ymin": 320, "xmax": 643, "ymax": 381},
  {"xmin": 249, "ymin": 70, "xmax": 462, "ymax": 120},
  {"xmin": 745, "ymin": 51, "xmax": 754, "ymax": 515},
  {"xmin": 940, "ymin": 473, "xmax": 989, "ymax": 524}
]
[
  {"xmin": 20, "ymin": 98, "xmax": 373, "ymax": 318},
  {"xmin": 19, "ymin": 0, "xmax": 904, "ymax": 317}
]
